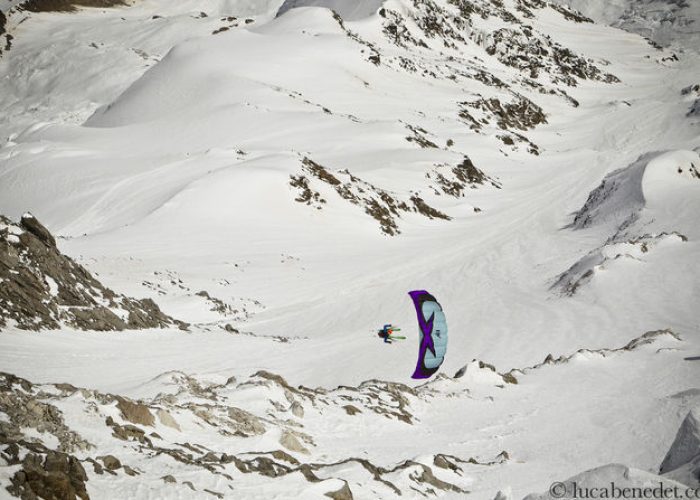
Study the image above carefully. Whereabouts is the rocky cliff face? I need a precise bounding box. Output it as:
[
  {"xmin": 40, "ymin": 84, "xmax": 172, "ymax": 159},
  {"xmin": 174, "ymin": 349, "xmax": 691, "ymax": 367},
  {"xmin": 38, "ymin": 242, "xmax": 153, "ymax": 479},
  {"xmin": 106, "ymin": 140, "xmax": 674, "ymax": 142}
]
[
  {"xmin": 14, "ymin": 0, "xmax": 129, "ymax": 13},
  {"xmin": 0, "ymin": 213, "xmax": 185, "ymax": 331}
]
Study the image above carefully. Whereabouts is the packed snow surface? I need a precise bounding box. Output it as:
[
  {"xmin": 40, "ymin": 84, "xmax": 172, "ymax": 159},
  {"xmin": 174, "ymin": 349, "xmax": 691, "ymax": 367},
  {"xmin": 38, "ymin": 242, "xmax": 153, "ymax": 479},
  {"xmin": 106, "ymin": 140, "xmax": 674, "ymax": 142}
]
[{"xmin": 0, "ymin": 0, "xmax": 699, "ymax": 498}]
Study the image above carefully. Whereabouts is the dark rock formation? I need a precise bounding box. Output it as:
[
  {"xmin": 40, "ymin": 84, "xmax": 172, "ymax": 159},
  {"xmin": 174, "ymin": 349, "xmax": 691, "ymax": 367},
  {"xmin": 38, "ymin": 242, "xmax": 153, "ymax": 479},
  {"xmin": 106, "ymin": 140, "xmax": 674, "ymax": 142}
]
[
  {"xmin": 290, "ymin": 158, "xmax": 450, "ymax": 235},
  {"xmin": 0, "ymin": 213, "xmax": 186, "ymax": 331},
  {"xmin": 116, "ymin": 398, "xmax": 155, "ymax": 427},
  {"xmin": 7, "ymin": 450, "xmax": 90, "ymax": 500},
  {"xmin": 660, "ymin": 407, "xmax": 700, "ymax": 485},
  {"xmin": 325, "ymin": 481, "xmax": 353, "ymax": 500},
  {"xmin": 17, "ymin": 0, "xmax": 127, "ymax": 13}
]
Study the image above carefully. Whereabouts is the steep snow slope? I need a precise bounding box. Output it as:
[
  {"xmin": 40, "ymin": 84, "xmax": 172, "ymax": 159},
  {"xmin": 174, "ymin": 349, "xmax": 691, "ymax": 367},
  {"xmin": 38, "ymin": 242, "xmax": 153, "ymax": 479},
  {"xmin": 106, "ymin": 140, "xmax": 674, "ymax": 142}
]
[
  {"xmin": 551, "ymin": 0, "xmax": 700, "ymax": 50},
  {"xmin": 277, "ymin": 0, "xmax": 383, "ymax": 21},
  {"xmin": 0, "ymin": 0, "xmax": 286, "ymax": 141},
  {"xmin": 0, "ymin": 0, "xmax": 699, "ymax": 498}
]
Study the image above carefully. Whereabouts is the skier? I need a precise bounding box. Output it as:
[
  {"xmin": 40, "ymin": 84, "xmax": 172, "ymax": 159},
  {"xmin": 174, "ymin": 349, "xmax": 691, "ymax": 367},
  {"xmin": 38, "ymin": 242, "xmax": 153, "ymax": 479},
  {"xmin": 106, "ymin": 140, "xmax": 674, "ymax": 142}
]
[{"xmin": 377, "ymin": 324, "xmax": 402, "ymax": 343}]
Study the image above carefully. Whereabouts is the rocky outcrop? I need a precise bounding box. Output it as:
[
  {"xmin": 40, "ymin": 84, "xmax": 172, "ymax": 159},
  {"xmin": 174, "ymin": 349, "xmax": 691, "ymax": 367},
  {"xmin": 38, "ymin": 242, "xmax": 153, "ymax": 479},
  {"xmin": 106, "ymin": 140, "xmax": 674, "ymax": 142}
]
[
  {"xmin": 17, "ymin": 0, "xmax": 128, "ymax": 13},
  {"xmin": 375, "ymin": 0, "xmax": 617, "ymax": 86},
  {"xmin": 116, "ymin": 398, "xmax": 156, "ymax": 427},
  {"xmin": 0, "ymin": 369, "xmax": 508, "ymax": 498},
  {"xmin": 660, "ymin": 407, "xmax": 700, "ymax": 487},
  {"xmin": 0, "ymin": 11, "xmax": 8, "ymax": 57},
  {"xmin": 553, "ymin": 232, "xmax": 687, "ymax": 296},
  {"xmin": 325, "ymin": 481, "xmax": 353, "ymax": 500},
  {"xmin": 290, "ymin": 157, "xmax": 450, "ymax": 235},
  {"xmin": 0, "ymin": 213, "xmax": 186, "ymax": 331},
  {"xmin": 7, "ymin": 450, "xmax": 90, "ymax": 500},
  {"xmin": 429, "ymin": 156, "xmax": 501, "ymax": 197},
  {"xmin": 280, "ymin": 431, "xmax": 309, "ymax": 454},
  {"xmin": 0, "ymin": 373, "xmax": 90, "ymax": 453}
]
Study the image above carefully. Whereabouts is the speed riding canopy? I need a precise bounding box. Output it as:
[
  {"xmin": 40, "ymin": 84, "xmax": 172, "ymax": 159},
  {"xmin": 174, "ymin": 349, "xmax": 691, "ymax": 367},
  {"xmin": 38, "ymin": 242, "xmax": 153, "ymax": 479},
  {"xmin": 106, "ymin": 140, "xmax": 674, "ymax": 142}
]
[{"xmin": 408, "ymin": 290, "xmax": 448, "ymax": 379}]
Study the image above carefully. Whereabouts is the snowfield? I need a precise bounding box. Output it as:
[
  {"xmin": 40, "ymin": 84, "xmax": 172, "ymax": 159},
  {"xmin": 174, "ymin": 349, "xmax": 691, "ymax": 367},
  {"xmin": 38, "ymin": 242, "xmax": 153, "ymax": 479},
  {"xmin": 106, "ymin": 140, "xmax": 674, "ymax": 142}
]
[{"xmin": 0, "ymin": 0, "xmax": 699, "ymax": 498}]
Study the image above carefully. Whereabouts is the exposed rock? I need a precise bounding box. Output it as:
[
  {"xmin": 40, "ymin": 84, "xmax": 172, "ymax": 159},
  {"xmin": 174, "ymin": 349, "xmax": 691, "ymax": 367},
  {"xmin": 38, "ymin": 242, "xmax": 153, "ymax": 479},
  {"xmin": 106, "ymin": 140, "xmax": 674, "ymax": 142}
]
[
  {"xmin": 280, "ymin": 431, "xmax": 309, "ymax": 454},
  {"xmin": 0, "ymin": 373, "xmax": 90, "ymax": 453},
  {"xmin": 405, "ymin": 123, "xmax": 438, "ymax": 148},
  {"xmin": 460, "ymin": 95, "xmax": 546, "ymax": 132},
  {"xmin": 18, "ymin": 0, "xmax": 127, "ymax": 13},
  {"xmin": 494, "ymin": 489, "xmax": 513, "ymax": 500},
  {"xmin": 157, "ymin": 408, "xmax": 181, "ymax": 431},
  {"xmin": 87, "ymin": 459, "xmax": 103, "ymax": 475},
  {"xmin": 20, "ymin": 213, "xmax": 56, "ymax": 247},
  {"xmin": 509, "ymin": 330, "xmax": 681, "ymax": 376},
  {"xmin": 161, "ymin": 474, "xmax": 177, "ymax": 483},
  {"xmin": 430, "ymin": 157, "xmax": 501, "ymax": 198},
  {"xmin": 268, "ymin": 450, "xmax": 300, "ymax": 465},
  {"xmin": 122, "ymin": 465, "xmax": 138, "ymax": 476},
  {"xmin": 411, "ymin": 195, "xmax": 450, "ymax": 220},
  {"xmin": 7, "ymin": 450, "xmax": 89, "ymax": 500},
  {"xmin": 0, "ymin": 369, "xmax": 480, "ymax": 496},
  {"xmin": 195, "ymin": 290, "xmax": 233, "ymax": 316},
  {"xmin": 412, "ymin": 463, "xmax": 466, "ymax": 493},
  {"xmin": 434, "ymin": 454, "xmax": 463, "ymax": 473},
  {"xmin": 290, "ymin": 157, "xmax": 449, "ymax": 235},
  {"xmin": 98, "ymin": 454, "xmax": 121, "ymax": 471},
  {"xmin": 227, "ymin": 407, "xmax": 266, "ymax": 435},
  {"xmin": 660, "ymin": 407, "xmax": 700, "ymax": 482},
  {"xmin": 232, "ymin": 455, "xmax": 292, "ymax": 478},
  {"xmin": 116, "ymin": 397, "xmax": 155, "ymax": 427},
  {"xmin": 108, "ymin": 420, "xmax": 151, "ymax": 445},
  {"xmin": 325, "ymin": 481, "xmax": 353, "ymax": 500},
  {"xmin": 342, "ymin": 405, "xmax": 361, "ymax": 416},
  {"xmin": 0, "ymin": 213, "xmax": 184, "ymax": 331},
  {"xmin": 200, "ymin": 451, "xmax": 222, "ymax": 463},
  {"xmin": 350, "ymin": 380, "xmax": 416, "ymax": 424},
  {"xmin": 290, "ymin": 402, "xmax": 304, "ymax": 418}
]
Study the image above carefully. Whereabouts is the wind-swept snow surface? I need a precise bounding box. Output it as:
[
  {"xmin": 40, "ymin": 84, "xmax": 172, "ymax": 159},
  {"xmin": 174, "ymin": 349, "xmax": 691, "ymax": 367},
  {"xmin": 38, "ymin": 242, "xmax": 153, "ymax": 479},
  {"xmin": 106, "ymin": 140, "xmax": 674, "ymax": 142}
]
[
  {"xmin": 550, "ymin": 0, "xmax": 700, "ymax": 50},
  {"xmin": 276, "ymin": 0, "xmax": 384, "ymax": 21},
  {"xmin": 0, "ymin": 0, "xmax": 699, "ymax": 498}
]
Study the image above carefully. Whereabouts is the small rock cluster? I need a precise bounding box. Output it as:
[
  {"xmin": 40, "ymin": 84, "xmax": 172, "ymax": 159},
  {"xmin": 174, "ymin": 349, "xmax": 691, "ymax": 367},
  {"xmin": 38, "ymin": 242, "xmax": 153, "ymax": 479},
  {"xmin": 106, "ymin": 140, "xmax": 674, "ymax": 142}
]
[{"xmin": 290, "ymin": 157, "xmax": 450, "ymax": 235}]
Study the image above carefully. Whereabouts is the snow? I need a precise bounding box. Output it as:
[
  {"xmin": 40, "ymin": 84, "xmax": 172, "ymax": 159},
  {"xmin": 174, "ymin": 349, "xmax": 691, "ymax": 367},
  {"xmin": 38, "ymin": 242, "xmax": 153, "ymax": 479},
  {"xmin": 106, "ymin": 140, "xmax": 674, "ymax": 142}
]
[
  {"xmin": 20, "ymin": 426, "xmax": 60, "ymax": 450},
  {"xmin": 550, "ymin": 0, "xmax": 700, "ymax": 51},
  {"xmin": 276, "ymin": 0, "xmax": 384, "ymax": 21},
  {"xmin": 0, "ymin": 0, "xmax": 699, "ymax": 498},
  {"xmin": 45, "ymin": 275, "xmax": 59, "ymax": 297},
  {"xmin": 523, "ymin": 463, "xmax": 692, "ymax": 500}
]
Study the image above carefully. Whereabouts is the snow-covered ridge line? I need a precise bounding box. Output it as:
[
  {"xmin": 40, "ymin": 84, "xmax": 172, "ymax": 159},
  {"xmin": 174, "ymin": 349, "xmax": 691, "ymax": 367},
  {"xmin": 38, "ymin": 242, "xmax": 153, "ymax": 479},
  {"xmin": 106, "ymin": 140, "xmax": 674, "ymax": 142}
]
[
  {"xmin": 507, "ymin": 328, "xmax": 681, "ymax": 376},
  {"xmin": 0, "ymin": 327, "xmax": 688, "ymax": 499},
  {"xmin": 554, "ymin": 150, "xmax": 699, "ymax": 296},
  {"xmin": 0, "ymin": 369, "xmax": 507, "ymax": 498},
  {"xmin": 0, "ymin": 0, "xmax": 698, "ymax": 498},
  {"xmin": 550, "ymin": 0, "xmax": 700, "ymax": 51},
  {"xmin": 277, "ymin": 0, "xmax": 385, "ymax": 22},
  {"xmin": 447, "ymin": 328, "xmax": 681, "ymax": 386}
]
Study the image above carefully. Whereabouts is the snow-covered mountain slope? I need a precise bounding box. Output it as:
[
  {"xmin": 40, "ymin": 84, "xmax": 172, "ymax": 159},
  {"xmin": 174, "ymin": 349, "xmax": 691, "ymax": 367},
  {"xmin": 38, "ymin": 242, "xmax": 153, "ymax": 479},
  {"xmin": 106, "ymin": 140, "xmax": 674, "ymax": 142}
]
[
  {"xmin": 551, "ymin": 0, "xmax": 700, "ymax": 50},
  {"xmin": 0, "ymin": 0, "xmax": 699, "ymax": 498},
  {"xmin": 277, "ymin": 0, "xmax": 384, "ymax": 21},
  {"xmin": 0, "ymin": 0, "xmax": 286, "ymax": 140}
]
